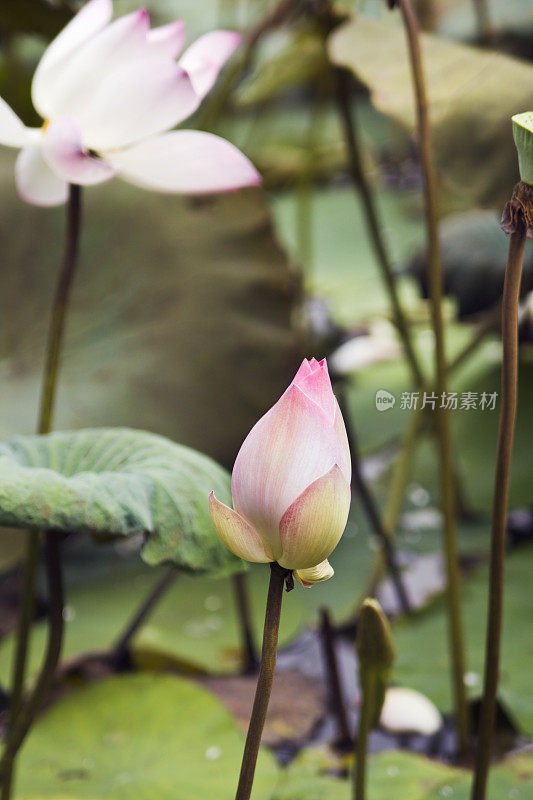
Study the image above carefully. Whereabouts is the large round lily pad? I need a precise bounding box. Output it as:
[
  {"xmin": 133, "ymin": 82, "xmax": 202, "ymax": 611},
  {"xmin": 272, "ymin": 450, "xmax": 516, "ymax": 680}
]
[
  {"xmin": 273, "ymin": 748, "xmax": 533, "ymax": 799},
  {"xmin": 14, "ymin": 673, "xmax": 279, "ymax": 799},
  {"xmin": 0, "ymin": 427, "xmax": 242, "ymax": 575}
]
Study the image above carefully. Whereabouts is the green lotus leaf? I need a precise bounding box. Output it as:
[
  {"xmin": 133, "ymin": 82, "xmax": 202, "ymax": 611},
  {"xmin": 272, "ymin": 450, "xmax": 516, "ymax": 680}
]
[
  {"xmin": 14, "ymin": 673, "xmax": 279, "ymax": 799},
  {"xmin": 0, "ymin": 427, "xmax": 243, "ymax": 576},
  {"xmin": 274, "ymin": 748, "xmax": 533, "ymax": 799},
  {"xmin": 392, "ymin": 544, "xmax": 533, "ymax": 733},
  {"xmin": 328, "ymin": 14, "xmax": 533, "ymax": 207}
]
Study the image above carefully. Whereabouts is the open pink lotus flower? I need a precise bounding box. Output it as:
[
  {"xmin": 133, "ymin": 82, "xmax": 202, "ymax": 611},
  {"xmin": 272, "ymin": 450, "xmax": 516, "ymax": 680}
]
[
  {"xmin": 209, "ymin": 358, "xmax": 352, "ymax": 586},
  {"xmin": 0, "ymin": 0, "xmax": 260, "ymax": 206}
]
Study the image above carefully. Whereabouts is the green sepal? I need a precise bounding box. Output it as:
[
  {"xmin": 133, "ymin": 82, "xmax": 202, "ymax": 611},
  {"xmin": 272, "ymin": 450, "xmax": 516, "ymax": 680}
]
[
  {"xmin": 356, "ymin": 599, "xmax": 396, "ymax": 727},
  {"xmin": 512, "ymin": 112, "xmax": 533, "ymax": 185}
]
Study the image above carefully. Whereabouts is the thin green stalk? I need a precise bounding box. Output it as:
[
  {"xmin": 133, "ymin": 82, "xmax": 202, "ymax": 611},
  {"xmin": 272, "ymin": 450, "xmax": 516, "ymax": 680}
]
[
  {"xmin": 359, "ymin": 306, "xmax": 499, "ymax": 602},
  {"xmin": 1, "ymin": 533, "xmax": 39, "ymax": 798},
  {"xmin": 359, "ymin": 409, "xmax": 421, "ymax": 603},
  {"xmin": 471, "ymin": 224, "xmax": 527, "ymax": 800},
  {"xmin": 333, "ymin": 65, "xmax": 425, "ymax": 389},
  {"xmin": 112, "ymin": 567, "xmax": 178, "ymax": 666},
  {"xmin": 4, "ymin": 534, "xmax": 39, "ymax": 729},
  {"xmin": 235, "ymin": 562, "xmax": 288, "ymax": 800},
  {"xmin": 337, "ymin": 387, "xmax": 411, "ymax": 613},
  {"xmin": 396, "ymin": 0, "xmax": 469, "ymax": 753},
  {"xmin": 2, "ymin": 185, "xmax": 81, "ymax": 798},
  {"xmin": 354, "ymin": 600, "xmax": 394, "ymax": 800},
  {"xmin": 383, "ymin": 410, "xmax": 423, "ymax": 535},
  {"xmin": 196, "ymin": 0, "xmax": 302, "ymax": 132},
  {"xmin": 320, "ymin": 607, "xmax": 352, "ymax": 749},
  {"xmin": 1, "ymin": 532, "xmax": 64, "ymax": 795},
  {"xmin": 232, "ymin": 573, "xmax": 259, "ymax": 675},
  {"xmin": 447, "ymin": 307, "xmax": 501, "ymax": 375},
  {"xmin": 37, "ymin": 184, "xmax": 82, "ymax": 434},
  {"xmin": 353, "ymin": 671, "xmax": 374, "ymax": 800},
  {"xmin": 472, "ymin": 0, "xmax": 494, "ymax": 45}
]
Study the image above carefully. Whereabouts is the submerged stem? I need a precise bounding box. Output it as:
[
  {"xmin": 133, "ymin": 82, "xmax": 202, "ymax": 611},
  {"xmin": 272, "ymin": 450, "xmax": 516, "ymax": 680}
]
[
  {"xmin": 112, "ymin": 567, "xmax": 178, "ymax": 666},
  {"xmin": 235, "ymin": 562, "xmax": 287, "ymax": 800},
  {"xmin": 233, "ymin": 573, "xmax": 259, "ymax": 675},
  {"xmin": 0, "ymin": 533, "xmax": 64, "ymax": 790},
  {"xmin": 471, "ymin": 224, "xmax": 527, "ymax": 800},
  {"xmin": 2, "ymin": 185, "xmax": 82, "ymax": 798},
  {"xmin": 396, "ymin": 0, "xmax": 469, "ymax": 753},
  {"xmin": 320, "ymin": 607, "xmax": 352, "ymax": 749}
]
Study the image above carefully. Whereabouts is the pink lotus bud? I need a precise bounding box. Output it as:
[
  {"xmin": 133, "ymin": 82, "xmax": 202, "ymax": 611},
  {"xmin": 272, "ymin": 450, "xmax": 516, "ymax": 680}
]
[{"xmin": 209, "ymin": 358, "xmax": 351, "ymax": 586}]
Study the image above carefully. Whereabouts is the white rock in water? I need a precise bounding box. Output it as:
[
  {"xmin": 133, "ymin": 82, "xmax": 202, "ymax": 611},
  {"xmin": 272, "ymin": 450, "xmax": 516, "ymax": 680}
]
[
  {"xmin": 380, "ymin": 687, "xmax": 442, "ymax": 736},
  {"xmin": 330, "ymin": 335, "xmax": 401, "ymax": 375}
]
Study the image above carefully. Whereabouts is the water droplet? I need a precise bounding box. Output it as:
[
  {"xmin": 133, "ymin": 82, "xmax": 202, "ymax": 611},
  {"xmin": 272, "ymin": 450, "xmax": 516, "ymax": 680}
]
[
  {"xmin": 82, "ymin": 758, "xmax": 94, "ymax": 769},
  {"xmin": 408, "ymin": 485, "xmax": 430, "ymax": 507},
  {"xmin": 62, "ymin": 605, "xmax": 76, "ymax": 622},
  {"xmin": 205, "ymin": 595, "xmax": 222, "ymax": 612},
  {"xmin": 205, "ymin": 746, "xmax": 221, "ymax": 760},
  {"xmin": 464, "ymin": 671, "xmax": 480, "ymax": 687},
  {"xmin": 508, "ymin": 789, "xmax": 520, "ymax": 799},
  {"xmin": 387, "ymin": 766, "xmax": 399, "ymax": 777},
  {"xmin": 440, "ymin": 786, "xmax": 453, "ymax": 797},
  {"xmin": 185, "ymin": 615, "xmax": 223, "ymax": 638}
]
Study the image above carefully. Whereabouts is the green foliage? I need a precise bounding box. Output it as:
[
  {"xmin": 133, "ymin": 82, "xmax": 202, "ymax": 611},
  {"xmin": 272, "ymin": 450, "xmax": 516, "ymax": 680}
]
[
  {"xmin": 357, "ymin": 599, "xmax": 395, "ymax": 727},
  {"xmin": 408, "ymin": 357, "xmax": 533, "ymax": 512},
  {"xmin": 0, "ymin": 506, "xmax": 375, "ymax": 684},
  {"xmin": 328, "ymin": 14, "xmax": 533, "ymax": 207},
  {"xmin": 237, "ymin": 28, "xmax": 331, "ymax": 108},
  {"xmin": 513, "ymin": 112, "xmax": 533, "ymax": 185},
  {"xmin": 0, "ymin": 427, "xmax": 243, "ymax": 576},
  {"xmin": 273, "ymin": 748, "xmax": 533, "ymax": 799},
  {"xmin": 0, "ymin": 0, "xmax": 71, "ymax": 37},
  {"xmin": 410, "ymin": 210, "xmax": 533, "ymax": 317},
  {"xmin": 392, "ymin": 545, "xmax": 533, "ymax": 733},
  {"xmin": 271, "ymin": 184, "xmax": 423, "ymax": 325},
  {"xmin": 14, "ymin": 673, "xmax": 279, "ymax": 799}
]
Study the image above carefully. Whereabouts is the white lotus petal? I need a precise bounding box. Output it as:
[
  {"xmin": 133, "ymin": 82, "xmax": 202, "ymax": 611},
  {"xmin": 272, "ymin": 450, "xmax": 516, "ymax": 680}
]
[
  {"xmin": 180, "ymin": 30, "xmax": 241, "ymax": 98},
  {"xmin": 15, "ymin": 146, "xmax": 68, "ymax": 207},
  {"xmin": 42, "ymin": 117, "xmax": 115, "ymax": 185},
  {"xmin": 35, "ymin": 9, "xmax": 151, "ymax": 120},
  {"xmin": 333, "ymin": 398, "xmax": 351, "ymax": 484},
  {"xmin": 231, "ymin": 384, "xmax": 340, "ymax": 556},
  {"xmin": 81, "ymin": 61, "xmax": 198, "ymax": 150},
  {"xmin": 107, "ymin": 130, "xmax": 260, "ymax": 194},
  {"xmin": 0, "ymin": 97, "xmax": 35, "ymax": 147},
  {"xmin": 32, "ymin": 0, "xmax": 113, "ymax": 117},
  {"xmin": 147, "ymin": 20, "xmax": 186, "ymax": 59}
]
